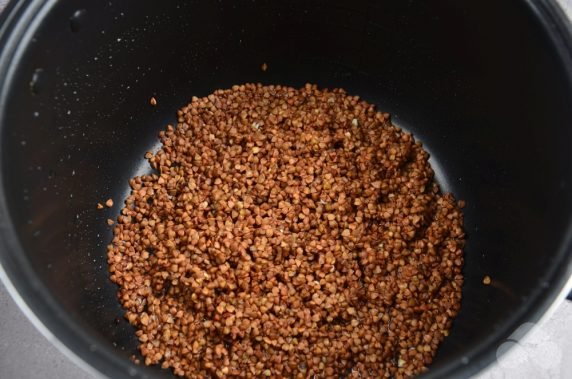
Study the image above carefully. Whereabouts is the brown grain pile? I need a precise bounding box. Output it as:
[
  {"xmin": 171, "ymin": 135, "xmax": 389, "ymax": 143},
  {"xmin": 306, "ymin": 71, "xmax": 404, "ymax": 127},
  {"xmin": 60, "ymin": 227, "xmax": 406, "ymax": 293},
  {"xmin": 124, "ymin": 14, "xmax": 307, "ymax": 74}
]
[{"xmin": 107, "ymin": 83, "xmax": 465, "ymax": 378}]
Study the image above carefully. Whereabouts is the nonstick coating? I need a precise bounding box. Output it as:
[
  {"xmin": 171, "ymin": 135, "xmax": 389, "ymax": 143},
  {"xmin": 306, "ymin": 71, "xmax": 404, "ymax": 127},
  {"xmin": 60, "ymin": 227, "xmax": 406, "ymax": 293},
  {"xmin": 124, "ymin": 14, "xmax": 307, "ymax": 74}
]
[{"xmin": 1, "ymin": 0, "xmax": 572, "ymax": 378}]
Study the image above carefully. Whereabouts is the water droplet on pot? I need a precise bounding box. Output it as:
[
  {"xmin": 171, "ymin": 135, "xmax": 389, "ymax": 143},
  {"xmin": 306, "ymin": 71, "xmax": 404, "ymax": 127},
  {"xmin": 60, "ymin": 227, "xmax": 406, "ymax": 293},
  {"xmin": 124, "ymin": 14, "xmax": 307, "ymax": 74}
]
[
  {"xmin": 69, "ymin": 9, "xmax": 87, "ymax": 33},
  {"xmin": 29, "ymin": 68, "xmax": 44, "ymax": 95},
  {"xmin": 33, "ymin": 111, "xmax": 39, "ymax": 117}
]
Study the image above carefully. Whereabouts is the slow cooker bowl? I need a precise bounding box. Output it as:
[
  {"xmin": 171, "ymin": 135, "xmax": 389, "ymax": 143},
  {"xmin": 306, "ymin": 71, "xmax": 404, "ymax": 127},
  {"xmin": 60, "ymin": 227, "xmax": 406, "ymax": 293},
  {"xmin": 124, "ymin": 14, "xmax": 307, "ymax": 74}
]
[{"xmin": 1, "ymin": 0, "xmax": 572, "ymax": 378}]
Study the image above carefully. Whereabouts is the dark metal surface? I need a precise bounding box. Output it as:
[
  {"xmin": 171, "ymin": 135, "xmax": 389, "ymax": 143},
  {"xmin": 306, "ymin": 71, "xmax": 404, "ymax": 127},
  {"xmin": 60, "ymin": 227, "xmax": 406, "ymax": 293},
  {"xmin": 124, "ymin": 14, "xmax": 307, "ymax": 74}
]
[{"xmin": 0, "ymin": 1, "xmax": 572, "ymax": 378}]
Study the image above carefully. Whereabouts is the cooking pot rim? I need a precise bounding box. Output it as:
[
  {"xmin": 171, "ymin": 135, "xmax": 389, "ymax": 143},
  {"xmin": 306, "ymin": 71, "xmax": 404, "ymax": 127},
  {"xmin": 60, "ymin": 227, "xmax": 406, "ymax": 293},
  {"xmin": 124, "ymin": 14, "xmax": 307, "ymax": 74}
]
[{"xmin": 0, "ymin": 1, "xmax": 571, "ymax": 378}]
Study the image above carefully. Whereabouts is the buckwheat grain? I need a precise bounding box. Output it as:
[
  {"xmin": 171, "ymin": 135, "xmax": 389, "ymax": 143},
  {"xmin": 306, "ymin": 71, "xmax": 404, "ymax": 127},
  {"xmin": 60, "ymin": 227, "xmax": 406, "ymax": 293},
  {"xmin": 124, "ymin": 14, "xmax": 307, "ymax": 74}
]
[{"xmin": 108, "ymin": 83, "xmax": 465, "ymax": 379}]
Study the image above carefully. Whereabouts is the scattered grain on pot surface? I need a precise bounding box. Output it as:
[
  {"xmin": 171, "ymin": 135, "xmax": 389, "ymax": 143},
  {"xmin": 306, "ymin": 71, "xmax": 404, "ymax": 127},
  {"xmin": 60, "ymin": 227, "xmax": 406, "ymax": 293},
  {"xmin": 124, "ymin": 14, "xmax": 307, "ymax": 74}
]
[
  {"xmin": 150, "ymin": 96, "xmax": 157, "ymax": 106},
  {"xmin": 107, "ymin": 83, "xmax": 465, "ymax": 379},
  {"xmin": 261, "ymin": 62, "xmax": 268, "ymax": 72},
  {"xmin": 483, "ymin": 275, "xmax": 491, "ymax": 285},
  {"xmin": 97, "ymin": 202, "xmax": 104, "ymax": 210},
  {"xmin": 105, "ymin": 198, "xmax": 114, "ymax": 208}
]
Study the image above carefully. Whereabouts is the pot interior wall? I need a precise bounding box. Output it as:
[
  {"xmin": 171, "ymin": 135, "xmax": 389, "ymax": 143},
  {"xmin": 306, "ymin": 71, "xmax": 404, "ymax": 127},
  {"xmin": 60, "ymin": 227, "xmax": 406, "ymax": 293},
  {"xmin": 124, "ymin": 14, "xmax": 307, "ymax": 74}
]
[{"xmin": 2, "ymin": 0, "xmax": 572, "ymax": 377}]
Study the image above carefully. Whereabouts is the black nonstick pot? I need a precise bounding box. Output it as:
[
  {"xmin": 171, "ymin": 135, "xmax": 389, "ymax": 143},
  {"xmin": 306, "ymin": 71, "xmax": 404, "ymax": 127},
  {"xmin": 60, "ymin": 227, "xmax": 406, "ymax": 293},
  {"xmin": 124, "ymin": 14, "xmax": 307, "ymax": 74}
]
[{"xmin": 1, "ymin": 0, "xmax": 572, "ymax": 378}]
